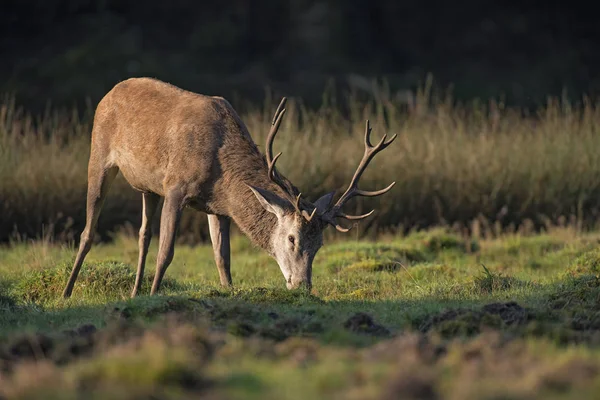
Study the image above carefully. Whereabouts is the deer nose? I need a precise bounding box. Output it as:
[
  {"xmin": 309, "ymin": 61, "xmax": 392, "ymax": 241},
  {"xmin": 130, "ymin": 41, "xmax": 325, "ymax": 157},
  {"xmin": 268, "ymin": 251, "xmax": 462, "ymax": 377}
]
[{"xmin": 286, "ymin": 278, "xmax": 311, "ymax": 291}]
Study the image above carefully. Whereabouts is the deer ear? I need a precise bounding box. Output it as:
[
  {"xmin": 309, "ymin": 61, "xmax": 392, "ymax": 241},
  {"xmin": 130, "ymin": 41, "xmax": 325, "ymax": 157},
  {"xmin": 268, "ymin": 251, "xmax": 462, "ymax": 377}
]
[
  {"xmin": 247, "ymin": 185, "xmax": 287, "ymax": 218},
  {"xmin": 313, "ymin": 191, "xmax": 336, "ymax": 215}
]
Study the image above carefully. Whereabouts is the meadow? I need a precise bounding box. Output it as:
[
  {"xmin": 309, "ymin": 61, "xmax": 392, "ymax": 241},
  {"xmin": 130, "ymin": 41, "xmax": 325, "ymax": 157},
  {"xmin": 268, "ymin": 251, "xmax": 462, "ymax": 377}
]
[
  {"xmin": 3, "ymin": 85, "xmax": 600, "ymax": 399},
  {"xmin": 2, "ymin": 227, "xmax": 600, "ymax": 399}
]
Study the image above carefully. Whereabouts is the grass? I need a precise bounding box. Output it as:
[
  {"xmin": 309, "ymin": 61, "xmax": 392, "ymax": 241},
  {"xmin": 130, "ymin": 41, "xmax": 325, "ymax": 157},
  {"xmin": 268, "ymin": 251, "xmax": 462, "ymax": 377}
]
[
  {"xmin": 4, "ymin": 85, "xmax": 600, "ymax": 243},
  {"xmin": 3, "ymin": 227, "xmax": 600, "ymax": 398}
]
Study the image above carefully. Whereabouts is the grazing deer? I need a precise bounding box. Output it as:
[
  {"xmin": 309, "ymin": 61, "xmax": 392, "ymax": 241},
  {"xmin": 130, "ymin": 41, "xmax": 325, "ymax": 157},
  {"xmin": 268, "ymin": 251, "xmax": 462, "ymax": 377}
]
[{"xmin": 61, "ymin": 78, "xmax": 396, "ymax": 298}]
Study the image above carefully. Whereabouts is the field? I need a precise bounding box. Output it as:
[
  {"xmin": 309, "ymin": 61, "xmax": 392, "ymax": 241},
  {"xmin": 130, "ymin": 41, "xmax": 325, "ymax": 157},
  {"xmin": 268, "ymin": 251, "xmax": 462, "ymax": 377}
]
[
  {"xmin": 4, "ymin": 86, "xmax": 600, "ymax": 399},
  {"xmin": 2, "ymin": 227, "xmax": 600, "ymax": 399},
  {"xmin": 4, "ymin": 84, "xmax": 600, "ymax": 243}
]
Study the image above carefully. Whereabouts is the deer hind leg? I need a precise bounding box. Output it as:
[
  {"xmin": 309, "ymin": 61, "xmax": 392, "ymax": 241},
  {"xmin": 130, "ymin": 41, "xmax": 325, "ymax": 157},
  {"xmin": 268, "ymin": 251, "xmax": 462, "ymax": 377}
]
[
  {"xmin": 208, "ymin": 214, "xmax": 232, "ymax": 286},
  {"xmin": 131, "ymin": 192, "xmax": 161, "ymax": 298},
  {"xmin": 62, "ymin": 163, "xmax": 119, "ymax": 298},
  {"xmin": 150, "ymin": 191, "xmax": 184, "ymax": 295}
]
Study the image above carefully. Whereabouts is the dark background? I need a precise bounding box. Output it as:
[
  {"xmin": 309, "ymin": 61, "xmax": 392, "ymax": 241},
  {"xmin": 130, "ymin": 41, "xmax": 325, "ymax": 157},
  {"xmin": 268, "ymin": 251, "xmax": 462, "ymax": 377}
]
[{"xmin": 1, "ymin": 0, "xmax": 598, "ymax": 111}]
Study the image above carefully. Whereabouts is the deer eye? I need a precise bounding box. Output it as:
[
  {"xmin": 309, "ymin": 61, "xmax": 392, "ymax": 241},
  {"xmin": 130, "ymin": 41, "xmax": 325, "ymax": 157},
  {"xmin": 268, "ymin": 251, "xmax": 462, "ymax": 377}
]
[{"xmin": 288, "ymin": 235, "xmax": 295, "ymax": 245}]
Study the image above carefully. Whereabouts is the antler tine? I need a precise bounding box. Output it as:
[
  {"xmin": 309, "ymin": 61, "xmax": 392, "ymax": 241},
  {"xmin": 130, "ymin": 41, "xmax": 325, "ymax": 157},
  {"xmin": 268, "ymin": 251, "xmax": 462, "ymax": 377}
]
[
  {"xmin": 294, "ymin": 193, "xmax": 302, "ymax": 213},
  {"xmin": 267, "ymin": 152, "xmax": 282, "ymax": 180},
  {"xmin": 264, "ymin": 97, "xmax": 295, "ymax": 199},
  {"xmin": 332, "ymin": 121, "xmax": 396, "ymax": 210},
  {"xmin": 271, "ymin": 97, "xmax": 287, "ymax": 125},
  {"xmin": 301, "ymin": 207, "xmax": 318, "ymax": 222},
  {"xmin": 320, "ymin": 209, "xmax": 373, "ymax": 233},
  {"xmin": 333, "ymin": 223, "xmax": 351, "ymax": 233},
  {"xmin": 264, "ymin": 97, "xmax": 314, "ymax": 223},
  {"xmin": 354, "ymin": 181, "xmax": 396, "ymax": 197},
  {"xmin": 266, "ymin": 97, "xmax": 287, "ymax": 165},
  {"xmin": 336, "ymin": 209, "xmax": 375, "ymax": 220},
  {"xmin": 320, "ymin": 120, "xmax": 396, "ymax": 232},
  {"xmin": 364, "ymin": 119, "xmax": 373, "ymax": 147}
]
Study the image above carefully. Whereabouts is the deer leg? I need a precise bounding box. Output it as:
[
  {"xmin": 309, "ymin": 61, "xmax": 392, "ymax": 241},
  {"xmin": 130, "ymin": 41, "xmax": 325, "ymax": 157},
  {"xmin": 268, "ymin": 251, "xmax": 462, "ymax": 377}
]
[
  {"xmin": 208, "ymin": 214, "xmax": 232, "ymax": 286},
  {"xmin": 131, "ymin": 192, "xmax": 161, "ymax": 297},
  {"xmin": 62, "ymin": 164, "xmax": 119, "ymax": 298},
  {"xmin": 150, "ymin": 192, "xmax": 184, "ymax": 295}
]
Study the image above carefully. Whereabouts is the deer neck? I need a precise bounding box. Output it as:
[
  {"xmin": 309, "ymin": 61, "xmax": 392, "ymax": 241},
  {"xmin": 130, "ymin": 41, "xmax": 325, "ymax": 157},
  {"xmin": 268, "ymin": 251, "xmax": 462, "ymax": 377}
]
[
  {"xmin": 225, "ymin": 172, "xmax": 288, "ymax": 256},
  {"xmin": 215, "ymin": 123, "xmax": 295, "ymax": 255}
]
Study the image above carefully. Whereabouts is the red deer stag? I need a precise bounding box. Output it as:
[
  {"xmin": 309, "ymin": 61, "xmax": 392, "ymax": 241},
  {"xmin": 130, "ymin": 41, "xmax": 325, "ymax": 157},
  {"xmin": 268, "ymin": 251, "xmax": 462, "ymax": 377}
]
[{"xmin": 62, "ymin": 78, "xmax": 396, "ymax": 298}]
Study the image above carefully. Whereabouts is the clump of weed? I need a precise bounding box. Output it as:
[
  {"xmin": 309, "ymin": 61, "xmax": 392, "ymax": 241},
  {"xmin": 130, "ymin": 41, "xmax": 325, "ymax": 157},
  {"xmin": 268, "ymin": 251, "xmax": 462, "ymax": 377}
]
[
  {"xmin": 345, "ymin": 260, "xmax": 401, "ymax": 273},
  {"xmin": 531, "ymin": 275, "xmax": 600, "ymax": 344},
  {"xmin": 473, "ymin": 264, "xmax": 523, "ymax": 294},
  {"xmin": 11, "ymin": 261, "xmax": 183, "ymax": 303},
  {"xmin": 408, "ymin": 263, "xmax": 457, "ymax": 281},
  {"xmin": 321, "ymin": 241, "xmax": 430, "ymax": 274},
  {"xmin": 483, "ymin": 234, "xmax": 565, "ymax": 258},
  {"xmin": 406, "ymin": 228, "xmax": 477, "ymax": 254},
  {"xmin": 565, "ymin": 249, "xmax": 600, "ymax": 277},
  {"xmin": 546, "ymin": 275, "xmax": 600, "ymax": 312}
]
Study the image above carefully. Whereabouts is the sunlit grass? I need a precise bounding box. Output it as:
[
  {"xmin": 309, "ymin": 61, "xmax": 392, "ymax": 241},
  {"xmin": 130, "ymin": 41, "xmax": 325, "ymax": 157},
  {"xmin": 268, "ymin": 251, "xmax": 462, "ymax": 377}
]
[{"xmin": 3, "ymin": 228, "xmax": 600, "ymax": 398}]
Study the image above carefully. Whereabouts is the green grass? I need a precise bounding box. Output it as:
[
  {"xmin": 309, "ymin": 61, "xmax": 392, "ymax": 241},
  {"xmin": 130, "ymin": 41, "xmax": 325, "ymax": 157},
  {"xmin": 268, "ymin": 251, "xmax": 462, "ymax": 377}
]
[
  {"xmin": 4, "ymin": 227, "xmax": 600, "ymax": 398},
  {"xmin": 5, "ymin": 87, "xmax": 600, "ymax": 243}
]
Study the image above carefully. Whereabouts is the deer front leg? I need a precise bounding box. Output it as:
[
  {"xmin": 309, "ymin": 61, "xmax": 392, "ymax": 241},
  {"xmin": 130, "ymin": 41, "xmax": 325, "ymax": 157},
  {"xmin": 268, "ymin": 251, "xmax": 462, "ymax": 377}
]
[
  {"xmin": 208, "ymin": 214, "xmax": 232, "ymax": 286},
  {"xmin": 150, "ymin": 192, "xmax": 184, "ymax": 295},
  {"xmin": 63, "ymin": 164, "xmax": 119, "ymax": 298},
  {"xmin": 131, "ymin": 192, "xmax": 160, "ymax": 297}
]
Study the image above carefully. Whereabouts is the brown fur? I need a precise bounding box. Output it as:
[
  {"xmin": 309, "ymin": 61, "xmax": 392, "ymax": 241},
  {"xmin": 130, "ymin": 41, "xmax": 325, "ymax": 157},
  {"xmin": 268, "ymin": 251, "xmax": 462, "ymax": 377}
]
[
  {"xmin": 62, "ymin": 78, "xmax": 303, "ymax": 297},
  {"xmin": 61, "ymin": 77, "xmax": 394, "ymax": 298}
]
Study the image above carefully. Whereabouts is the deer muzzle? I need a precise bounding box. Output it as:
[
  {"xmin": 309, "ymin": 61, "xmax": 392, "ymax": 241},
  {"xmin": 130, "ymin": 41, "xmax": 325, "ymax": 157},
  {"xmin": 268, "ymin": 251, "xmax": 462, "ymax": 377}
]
[{"xmin": 286, "ymin": 277, "xmax": 312, "ymax": 291}]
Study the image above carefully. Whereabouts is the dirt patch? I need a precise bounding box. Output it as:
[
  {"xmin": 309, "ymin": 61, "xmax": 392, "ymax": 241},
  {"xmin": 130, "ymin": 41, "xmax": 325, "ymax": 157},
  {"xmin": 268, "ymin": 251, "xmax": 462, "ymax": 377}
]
[
  {"xmin": 417, "ymin": 302, "xmax": 532, "ymax": 338},
  {"xmin": 206, "ymin": 287, "xmax": 324, "ymax": 305},
  {"xmin": 482, "ymin": 302, "xmax": 531, "ymax": 326},
  {"xmin": 539, "ymin": 359, "xmax": 600, "ymax": 392},
  {"xmin": 384, "ymin": 371, "xmax": 438, "ymax": 400},
  {"xmin": 0, "ymin": 293, "xmax": 16, "ymax": 310},
  {"xmin": 0, "ymin": 319, "xmax": 215, "ymax": 398},
  {"xmin": 343, "ymin": 313, "xmax": 391, "ymax": 337},
  {"xmin": 0, "ymin": 323, "xmax": 99, "ymax": 373},
  {"xmin": 201, "ymin": 301, "xmax": 323, "ymax": 342},
  {"xmin": 259, "ymin": 317, "xmax": 324, "ymax": 342}
]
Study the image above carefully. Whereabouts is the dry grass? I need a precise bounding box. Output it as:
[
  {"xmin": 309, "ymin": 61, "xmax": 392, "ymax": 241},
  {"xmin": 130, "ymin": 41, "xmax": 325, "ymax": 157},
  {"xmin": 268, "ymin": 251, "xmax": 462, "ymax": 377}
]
[{"xmin": 3, "ymin": 83, "xmax": 600, "ymax": 243}]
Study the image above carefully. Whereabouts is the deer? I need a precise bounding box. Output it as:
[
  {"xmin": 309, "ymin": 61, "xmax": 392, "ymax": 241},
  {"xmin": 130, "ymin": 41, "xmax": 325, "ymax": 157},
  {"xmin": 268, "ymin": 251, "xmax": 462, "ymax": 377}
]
[{"xmin": 61, "ymin": 77, "xmax": 396, "ymax": 299}]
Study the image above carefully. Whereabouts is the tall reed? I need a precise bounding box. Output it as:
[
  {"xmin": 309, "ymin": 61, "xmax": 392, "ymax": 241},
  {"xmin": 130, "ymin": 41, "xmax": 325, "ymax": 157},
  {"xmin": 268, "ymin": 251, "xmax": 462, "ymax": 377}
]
[{"xmin": 2, "ymin": 86, "xmax": 600, "ymax": 243}]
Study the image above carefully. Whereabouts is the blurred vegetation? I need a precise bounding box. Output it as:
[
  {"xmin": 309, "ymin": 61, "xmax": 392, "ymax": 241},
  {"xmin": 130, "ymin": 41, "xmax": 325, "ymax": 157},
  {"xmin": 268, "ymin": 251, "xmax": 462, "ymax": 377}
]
[
  {"xmin": 1, "ymin": 0, "xmax": 599, "ymax": 111},
  {"xmin": 3, "ymin": 83, "xmax": 600, "ymax": 243}
]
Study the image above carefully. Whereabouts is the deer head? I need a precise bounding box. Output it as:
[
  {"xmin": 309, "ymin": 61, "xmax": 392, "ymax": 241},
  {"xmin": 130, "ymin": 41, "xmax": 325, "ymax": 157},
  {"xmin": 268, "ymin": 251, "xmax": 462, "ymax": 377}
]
[{"xmin": 248, "ymin": 98, "xmax": 396, "ymax": 290}]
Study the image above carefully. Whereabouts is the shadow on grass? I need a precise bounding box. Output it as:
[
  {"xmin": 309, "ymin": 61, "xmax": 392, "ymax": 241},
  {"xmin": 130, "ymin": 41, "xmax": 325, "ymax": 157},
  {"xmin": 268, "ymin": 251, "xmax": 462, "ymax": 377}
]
[{"xmin": 2, "ymin": 269, "xmax": 600, "ymax": 353}]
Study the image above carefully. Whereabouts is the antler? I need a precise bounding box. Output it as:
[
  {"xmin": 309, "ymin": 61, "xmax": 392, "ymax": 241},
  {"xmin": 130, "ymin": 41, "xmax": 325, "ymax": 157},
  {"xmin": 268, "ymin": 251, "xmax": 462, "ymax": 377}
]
[
  {"xmin": 265, "ymin": 97, "xmax": 316, "ymax": 220},
  {"xmin": 265, "ymin": 97, "xmax": 288, "ymax": 190},
  {"xmin": 321, "ymin": 120, "xmax": 396, "ymax": 232}
]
